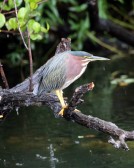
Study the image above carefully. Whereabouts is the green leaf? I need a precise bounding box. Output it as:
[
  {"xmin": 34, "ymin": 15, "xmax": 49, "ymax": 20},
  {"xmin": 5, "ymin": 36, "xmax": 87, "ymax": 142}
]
[
  {"xmin": 9, "ymin": 0, "xmax": 23, "ymax": 7},
  {"xmin": 33, "ymin": 22, "xmax": 41, "ymax": 33},
  {"xmin": 27, "ymin": 19, "xmax": 34, "ymax": 33},
  {"xmin": 16, "ymin": 0, "xmax": 23, "ymax": 7},
  {"xmin": 28, "ymin": 19, "xmax": 41, "ymax": 33},
  {"xmin": 5, "ymin": 22, "xmax": 11, "ymax": 30},
  {"xmin": 41, "ymin": 27, "xmax": 47, "ymax": 33},
  {"xmin": 18, "ymin": 7, "xmax": 28, "ymax": 20},
  {"xmin": 69, "ymin": 4, "xmax": 87, "ymax": 12},
  {"xmin": 30, "ymin": 2, "xmax": 38, "ymax": 10},
  {"xmin": 30, "ymin": 34, "xmax": 42, "ymax": 40},
  {"xmin": 98, "ymin": 0, "xmax": 108, "ymax": 19},
  {"xmin": 19, "ymin": 20, "xmax": 26, "ymax": 30},
  {"xmin": 29, "ymin": 0, "xmax": 40, "ymax": 2},
  {"xmin": 9, "ymin": 18, "xmax": 17, "ymax": 30},
  {"xmin": 0, "ymin": 14, "xmax": 6, "ymax": 28},
  {"xmin": 6, "ymin": 18, "xmax": 17, "ymax": 30},
  {"xmin": 8, "ymin": 0, "xmax": 14, "ymax": 9},
  {"xmin": 0, "ymin": 0, "xmax": 22, "ymax": 11},
  {"xmin": 29, "ymin": 11, "xmax": 41, "ymax": 18},
  {"xmin": 24, "ymin": 0, "xmax": 29, "ymax": 3},
  {"xmin": 41, "ymin": 22, "xmax": 49, "ymax": 33},
  {"xmin": 25, "ymin": 0, "xmax": 40, "ymax": 4},
  {"xmin": 118, "ymin": 0, "xmax": 124, "ymax": 4},
  {"xmin": 0, "ymin": 4, "xmax": 11, "ymax": 11}
]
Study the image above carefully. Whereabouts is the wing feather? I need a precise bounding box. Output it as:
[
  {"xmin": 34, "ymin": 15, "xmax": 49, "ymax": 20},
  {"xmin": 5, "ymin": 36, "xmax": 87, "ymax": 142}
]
[{"xmin": 37, "ymin": 52, "xmax": 68, "ymax": 94}]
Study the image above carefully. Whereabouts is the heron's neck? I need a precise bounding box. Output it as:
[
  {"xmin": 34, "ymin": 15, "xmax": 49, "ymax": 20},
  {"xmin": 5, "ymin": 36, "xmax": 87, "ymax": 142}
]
[
  {"xmin": 67, "ymin": 55, "xmax": 90, "ymax": 76},
  {"xmin": 74, "ymin": 56, "xmax": 90, "ymax": 67}
]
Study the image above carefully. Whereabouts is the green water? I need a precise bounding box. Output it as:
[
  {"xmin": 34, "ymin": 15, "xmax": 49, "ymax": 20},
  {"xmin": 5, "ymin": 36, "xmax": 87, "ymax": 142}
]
[{"xmin": 0, "ymin": 59, "xmax": 134, "ymax": 168}]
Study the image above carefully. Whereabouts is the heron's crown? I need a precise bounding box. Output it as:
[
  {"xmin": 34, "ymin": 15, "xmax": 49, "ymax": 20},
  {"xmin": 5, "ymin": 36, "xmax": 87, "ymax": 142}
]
[
  {"xmin": 68, "ymin": 51, "xmax": 92, "ymax": 58},
  {"xmin": 68, "ymin": 51, "xmax": 110, "ymax": 61}
]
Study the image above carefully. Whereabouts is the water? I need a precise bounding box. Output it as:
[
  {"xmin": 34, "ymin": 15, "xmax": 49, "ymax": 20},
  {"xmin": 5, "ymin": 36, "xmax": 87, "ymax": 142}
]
[{"xmin": 0, "ymin": 59, "xmax": 134, "ymax": 168}]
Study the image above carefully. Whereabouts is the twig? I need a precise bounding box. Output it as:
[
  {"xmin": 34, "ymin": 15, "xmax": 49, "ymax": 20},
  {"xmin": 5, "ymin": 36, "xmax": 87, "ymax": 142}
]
[
  {"xmin": 108, "ymin": 136, "xmax": 129, "ymax": 151},
  {"xmin": 13, "ymin": 0, "xmax": 33, "ymax": 91},
  {"xmin": 2, "ymin": 10, "xmax": 16, "ymax": 15},
  {"xmin": 0, "ymin": 29, "xmax": 20, "ymax": 35},
  {"xmin": 0, "ymin": 62, "xmax": 9, "ymax": 89},
  {"xmin": 27, "ymin": 29, "xmax": 33, "ymax": 92},
  {"xmin": 64, "ymin": 82, "xmax": 95, "ymax": 118},
  {"xmin": 13, "ymin": 0, "xmax": 28, "ymax": 50},
  {"xmin": 55, "ymin": 38, "xmax": 71, "ymax": 55}
]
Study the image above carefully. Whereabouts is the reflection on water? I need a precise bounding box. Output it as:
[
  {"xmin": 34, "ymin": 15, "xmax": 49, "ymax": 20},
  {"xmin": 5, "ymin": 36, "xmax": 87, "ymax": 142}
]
[{"xmin": 0, "ymin": 59, "xmax": 134, "ymax": 168}]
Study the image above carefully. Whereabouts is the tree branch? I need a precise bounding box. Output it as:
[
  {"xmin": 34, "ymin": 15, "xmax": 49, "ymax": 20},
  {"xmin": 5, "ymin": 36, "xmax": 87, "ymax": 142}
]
[
  {"xmin": 0, "ymin": 82, "xmax": 134, "ymax": 150},
  {"xmin": 13, "ymin": 0, "xmax": 28, "ymax": 50},
  {"xmin": 27, "ymin": 29, "xmax": 33, "ymax": 92},
  {"xmin": 0, "ymin": 38, "xmax": 134, "ymax": 150},
  {"xmin": 0, "ymin": 62, "xmax": 9, "ymax": 89}
]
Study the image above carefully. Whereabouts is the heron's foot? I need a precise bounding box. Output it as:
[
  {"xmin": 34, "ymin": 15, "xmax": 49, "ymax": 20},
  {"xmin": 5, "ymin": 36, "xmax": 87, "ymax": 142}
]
[
  {"xmin": 58, "ymin": 106, "xmax": 68, "ymax": 116},
  {"xmin": 58, "ymin": 107, "xmax": 80, "ymax": 117}
]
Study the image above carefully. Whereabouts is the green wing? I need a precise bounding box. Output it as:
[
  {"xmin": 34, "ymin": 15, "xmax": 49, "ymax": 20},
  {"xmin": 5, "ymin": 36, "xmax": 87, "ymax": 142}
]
[{"xmin": 38, "ymin": 52, "xmax": 68, "ymax": 94}]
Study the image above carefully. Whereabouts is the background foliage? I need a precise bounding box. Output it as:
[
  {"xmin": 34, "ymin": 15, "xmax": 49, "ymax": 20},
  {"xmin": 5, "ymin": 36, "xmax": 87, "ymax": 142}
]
[{"xmin": 0, "ymin": 0, "xmax": 134, "ymax": 86}]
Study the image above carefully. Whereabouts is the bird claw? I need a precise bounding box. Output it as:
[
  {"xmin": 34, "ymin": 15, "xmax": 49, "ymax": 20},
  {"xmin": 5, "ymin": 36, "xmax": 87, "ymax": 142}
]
[
  {"xmin": 58, "ymin": 109, "xmax": 64, "ymax": 116},
  {"xmin": 58, "ymin": 107, "xmax": 80, "ymax": 117},
  {"xmin": 58, "ymin": 106, "xmax": 68, "ymax": 117}
]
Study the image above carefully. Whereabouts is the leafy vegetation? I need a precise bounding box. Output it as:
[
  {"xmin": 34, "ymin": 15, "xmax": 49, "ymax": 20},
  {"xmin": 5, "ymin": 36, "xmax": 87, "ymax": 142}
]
[{"xmin": 0, "ymin": 0, "xmax": 49, "ymax": 40}]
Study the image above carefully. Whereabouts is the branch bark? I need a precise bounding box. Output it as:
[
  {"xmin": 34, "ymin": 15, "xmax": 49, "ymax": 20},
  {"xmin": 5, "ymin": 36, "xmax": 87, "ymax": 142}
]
[
  {"xmin": 0, "ymin": 38, "xmax": 134, "ymax": 151},
  {"xmin": 0, "ymin": 62, "xmax": 9, "ymax": 89}
]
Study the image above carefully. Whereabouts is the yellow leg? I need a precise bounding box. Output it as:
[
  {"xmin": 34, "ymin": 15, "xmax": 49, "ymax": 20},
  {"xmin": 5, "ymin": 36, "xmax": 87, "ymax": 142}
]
[
  {"xmin": 55, "ymin": 90, "xmax": 66, "ymax": 107},
  {"xmin": 55, "ymin": 90, "xmax": 80, "ymax": 116},
  {"xmin": 55, "ymin": 90, "xmax": 67, "ymax": 116}
]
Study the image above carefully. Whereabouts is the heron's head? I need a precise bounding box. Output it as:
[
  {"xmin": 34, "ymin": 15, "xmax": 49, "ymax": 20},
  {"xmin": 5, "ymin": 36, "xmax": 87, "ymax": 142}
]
[{"xmin": 68, "ymin": 51, "xmax": 110, "ymax": 62}]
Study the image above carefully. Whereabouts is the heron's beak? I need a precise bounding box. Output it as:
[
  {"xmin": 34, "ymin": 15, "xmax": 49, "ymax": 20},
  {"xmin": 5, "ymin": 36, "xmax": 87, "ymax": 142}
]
[{"xmin": 90, "ymin": 55, "xmax": 110, "ymax": 61}]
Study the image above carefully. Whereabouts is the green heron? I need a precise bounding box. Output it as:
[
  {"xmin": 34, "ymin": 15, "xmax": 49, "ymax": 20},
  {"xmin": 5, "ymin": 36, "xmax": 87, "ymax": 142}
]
[{"xmin": 35, "ymin": 51, "xmax": 109, "ymax": 115}]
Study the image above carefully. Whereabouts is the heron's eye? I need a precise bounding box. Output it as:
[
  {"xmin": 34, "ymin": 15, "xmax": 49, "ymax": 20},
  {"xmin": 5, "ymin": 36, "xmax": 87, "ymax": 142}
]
[{"xmin": 84, "ymin": 56, "xmax": 90, "ymax": 59}]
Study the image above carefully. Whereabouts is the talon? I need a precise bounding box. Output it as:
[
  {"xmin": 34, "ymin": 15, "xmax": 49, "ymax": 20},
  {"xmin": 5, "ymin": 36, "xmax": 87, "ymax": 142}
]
[
  {"xmin": 58, "ymin": 109, "xmax": 64, "ymax": 116},
  {"xmin": 58, "ymin": 106, "xmax": 68, "ymax": 116}
]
